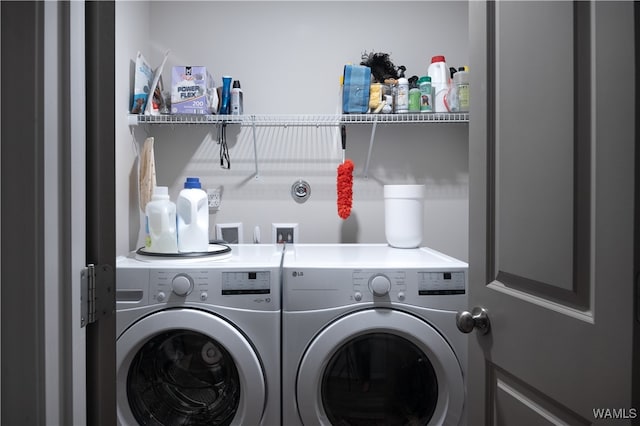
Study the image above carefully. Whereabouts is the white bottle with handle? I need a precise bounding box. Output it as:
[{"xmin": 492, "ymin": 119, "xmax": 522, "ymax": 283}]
[
  {"xmin": 177, "ymin": 177, "xmax": 209, "ymax": 252},
  {"xmin": 146, "ymin": 186, "xmax": 178, "ymax": 253},
  {"xmin": 427, "ymin": 55, "xmax": 450, "ymax": 113}
]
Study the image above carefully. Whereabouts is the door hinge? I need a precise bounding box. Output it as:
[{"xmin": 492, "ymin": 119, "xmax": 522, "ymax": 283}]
[{"xmin": 81, "ymin": 263, "xmax": 115, "ymax": 327}]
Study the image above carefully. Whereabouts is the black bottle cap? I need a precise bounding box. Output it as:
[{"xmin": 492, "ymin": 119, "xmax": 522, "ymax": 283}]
[{"xmin": 232, "ymin": 80, "xmax": 241, "ymax": 88}]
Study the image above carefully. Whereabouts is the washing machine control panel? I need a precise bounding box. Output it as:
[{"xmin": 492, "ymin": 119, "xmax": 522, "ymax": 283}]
[
  {"xmin": 149, "ymin": 269, "xmax": 273, "ymax": 307},
  {"xmin": 368, "ymin": 274, "xmax": 392, "ymax": 296},
  {"xmin": 151, "ymin": 270, "xmax": 206, "ymax": 301},
  {"xmin": 171, "ymin": 274, "xmax": 193, "ymax": 296},
  {"xmin": 221, "ymin": 271, "xmax": 270, "ymax": 295}
]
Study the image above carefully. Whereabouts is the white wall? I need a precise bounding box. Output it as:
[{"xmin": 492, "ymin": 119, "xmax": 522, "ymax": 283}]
[
  {"xmin": 116, "ymin": 0, "xmax": 150, "ymax": 258},
  {"xmin": 116, "ymin": 1, "xmax": 469, "ymax": 261}
]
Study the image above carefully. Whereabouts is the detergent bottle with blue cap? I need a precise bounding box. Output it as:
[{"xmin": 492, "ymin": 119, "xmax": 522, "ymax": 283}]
[{"xmin": 177, "ymin": 177, "xmax": 209, "ymax": 252}]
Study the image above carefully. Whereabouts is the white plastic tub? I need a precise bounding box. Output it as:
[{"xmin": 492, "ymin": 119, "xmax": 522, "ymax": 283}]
[{"xmin": 384, "ymin": 184, "xmax": 425, "ymax": 248}]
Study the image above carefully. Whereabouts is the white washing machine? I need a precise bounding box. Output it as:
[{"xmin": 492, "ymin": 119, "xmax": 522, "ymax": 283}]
[
  {"xmin": 282, "ymin": 244, "xmax": 468, "ymax": 426},
  {"xmin": 116, "ymin": 244, "xmax": 283, "ymax": 426}
]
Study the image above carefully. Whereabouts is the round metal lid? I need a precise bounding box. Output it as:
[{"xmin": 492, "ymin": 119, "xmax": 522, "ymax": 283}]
[{"xmin": 135, "ymin": 243, "xmax": 231, "ymax": 259}]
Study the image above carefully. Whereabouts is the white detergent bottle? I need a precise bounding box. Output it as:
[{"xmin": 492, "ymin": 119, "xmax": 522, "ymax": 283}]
[
  {"xmin": 145, "ymin": 186, "xmax": 178, "ymax": 253},
  {"xmin": 177, "ymin": 177, "xmax": 209, "ymax": 252},
  {"xmin": 427, "ymin": 55, "xmax": 450, "ymax": 113}
]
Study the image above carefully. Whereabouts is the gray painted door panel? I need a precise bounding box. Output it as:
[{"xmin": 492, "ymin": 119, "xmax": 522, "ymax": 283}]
[
  {"xmin": 1, "ymin": 2, "xmax": 115, "ymax": 423},
  {"xmin": 468, "ymin": 1, "xmax": 635, "ymax": 424}
]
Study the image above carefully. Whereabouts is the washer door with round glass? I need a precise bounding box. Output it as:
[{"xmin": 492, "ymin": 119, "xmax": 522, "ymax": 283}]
[
  {"xmin": 117, "ymin": 309, "xmax": 266, "ymax": 426},
  {"xmin": 297, "ymin": 309, "xmax": 464, "ymax": 426}
]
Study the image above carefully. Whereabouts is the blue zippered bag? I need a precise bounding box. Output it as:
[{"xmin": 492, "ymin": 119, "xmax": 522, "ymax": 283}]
[{"xmin": 342, "ymin": 65, "xmax": 371, "ymax": 114}]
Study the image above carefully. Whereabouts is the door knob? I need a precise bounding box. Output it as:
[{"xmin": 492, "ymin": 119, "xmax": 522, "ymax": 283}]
[{"xmin": 456, "ymin": 307, "xmax": 490, "ymax": 335}]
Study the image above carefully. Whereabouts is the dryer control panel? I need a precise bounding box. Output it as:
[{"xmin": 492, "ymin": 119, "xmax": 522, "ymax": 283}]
[
  {"xmin": 283, "ymin": 244, "xmax": 467, "ymax": 312},
  {"xmin": 284, "ymin": 266, "xmax": 466, "ymax": 311},
  {"xmin": 353, "ymin": 270, "xmax": 405, "ymax": 299},
  {"xmin": 417, "ymin": 271, "xmax": 465, "ymax": 295},
  {"xmin": 352, "ymin": 270, "xmax": 465, "ymax": 298}
]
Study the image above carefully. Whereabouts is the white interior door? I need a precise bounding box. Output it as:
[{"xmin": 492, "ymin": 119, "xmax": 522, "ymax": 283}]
[{"xmin": 467, "ymin": 1, "xmax": 636, "ymax": 424}]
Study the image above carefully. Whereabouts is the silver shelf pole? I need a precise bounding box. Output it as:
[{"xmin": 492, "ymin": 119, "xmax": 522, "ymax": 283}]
[
  {"xmin": 251, "ymin": 115, "xmax": 259, "ymax": 178},
  {"xmin": 363, "ymin": 116, "xmax": 378, "ymax": 179}
]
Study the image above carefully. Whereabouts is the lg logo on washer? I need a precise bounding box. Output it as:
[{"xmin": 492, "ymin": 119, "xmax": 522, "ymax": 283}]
[{"xmin": 291, "ymin": 271, "xmax": 305, "ymax": 277}]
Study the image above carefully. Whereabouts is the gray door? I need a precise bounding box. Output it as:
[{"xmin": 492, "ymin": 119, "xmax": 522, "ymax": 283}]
[
  {"xmin": 1, "ymin": 1, "xmax": 115, "ymax": 424},
  {"xmin": 467, "ymin": 1, "xmax": 637, "ymax": 424}
]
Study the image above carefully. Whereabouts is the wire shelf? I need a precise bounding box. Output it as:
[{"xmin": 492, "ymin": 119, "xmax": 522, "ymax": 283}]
[
  {"xmin": 129, "ymin": 112, "xmax": 470, "ymax": 179},
  {"xmin": 339, "ymin": 112, "xmax": 469, "ymax": 123},
  {"xmin": 130, "ymin": 113, "xmax": 469, "ymax": 126}
]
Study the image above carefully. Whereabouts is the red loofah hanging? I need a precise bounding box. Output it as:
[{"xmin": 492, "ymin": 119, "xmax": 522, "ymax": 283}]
[{"xmin": 337, "ymin": 159, "xmax": 354, "ymax": 219}]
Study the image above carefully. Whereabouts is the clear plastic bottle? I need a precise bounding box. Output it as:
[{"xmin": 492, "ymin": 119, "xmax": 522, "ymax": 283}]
[
  {"xmin": 177, "ymin": 177, "xmax": 209, "ymax": 252},
  {"xmin": 394, "ymin": 77, "xmax": 409, "ymax": 113},
  {"xmin": 145, "ymin": 186, "xmax": 178, "ymax": 253},
  {"xmin": 454, "ymin": 66, "xmax": 470, "ymax": 112}
]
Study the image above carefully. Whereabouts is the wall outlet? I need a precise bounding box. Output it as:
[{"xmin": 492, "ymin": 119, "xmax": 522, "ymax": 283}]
[
  {"xmin": 272, "ymin": 223, "xmax": 298, "ymax": 244},
  {"xmin": 216, "ymin": 223, "xmax": 243, "ymax": 244},
  {"xmin": 207, "ymin": 187, "xmax": 222, "ymax": 210}
]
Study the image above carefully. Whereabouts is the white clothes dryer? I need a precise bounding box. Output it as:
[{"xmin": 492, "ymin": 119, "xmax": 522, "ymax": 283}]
[
  {"xmin": 282, "ymin": 244, "xmax": 468, "ymax": 426},
  {"xmin": 116, "ymin": 244, "xmax": 283, "ymax": 426}
]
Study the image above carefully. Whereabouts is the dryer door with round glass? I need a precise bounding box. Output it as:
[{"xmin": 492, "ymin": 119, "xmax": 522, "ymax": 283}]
[
  {"xmin": 117, "ymin": 309, "xmax": 266, "ymax": 426},
  {"xmin": 296, "ymin": 309, "xmax": 464, "ymax": 426}
]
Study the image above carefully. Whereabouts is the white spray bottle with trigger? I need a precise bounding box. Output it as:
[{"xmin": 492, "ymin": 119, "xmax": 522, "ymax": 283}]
[{"xmin": 176, "ymin": 177, "xmax": 210, "ymax": 252}]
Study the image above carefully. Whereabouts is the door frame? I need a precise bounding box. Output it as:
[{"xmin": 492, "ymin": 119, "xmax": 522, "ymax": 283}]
[
  {"xmin": 0, "ymin": 1, "xmax": 116, "ymax": 424},
  {"xmin": 634, "ymin": 0, "xmax": 640, "ymax": 417},
  {"xmin": 85, "ymin": 1, "xmax": 117, "ymax": 425}
]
